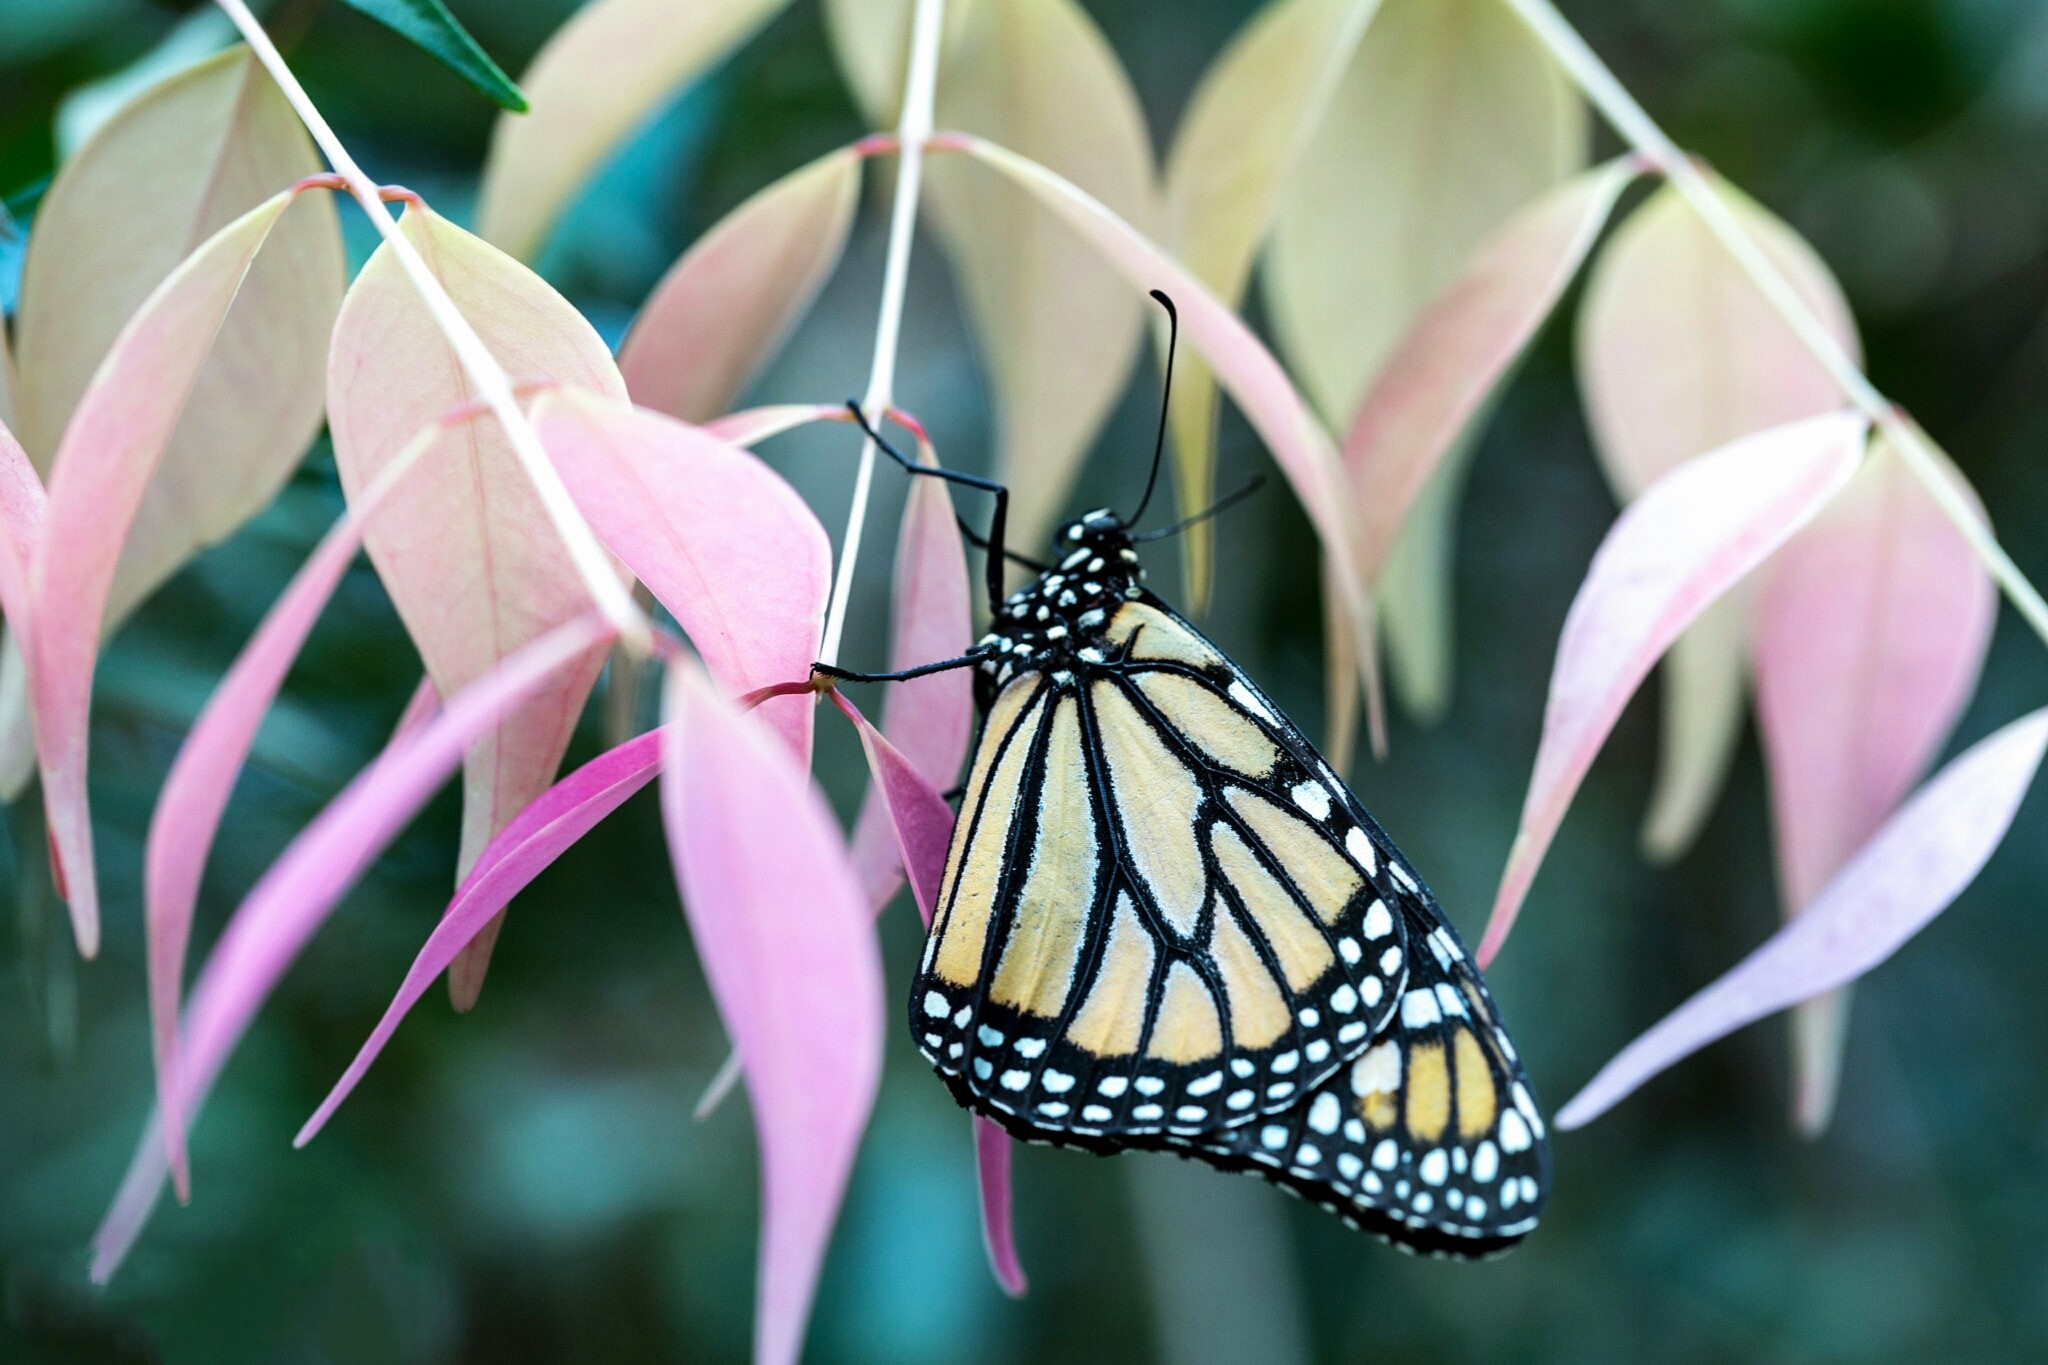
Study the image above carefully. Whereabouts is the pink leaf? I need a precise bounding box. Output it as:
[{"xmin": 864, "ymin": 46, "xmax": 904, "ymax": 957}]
[
  {"xmin": 1345, "ymin": 159, "xmax": 1636, "ymax": 575},
  {"xmin": 1558, "ymin": 706, "xmax": 2048, "ymax": 1130},
  {"xmin": 30, "ymin": 185, "xmax": 305, "ymax": 959},
  {"xmin": 621, "ymin": 148, "xmax": 861, "ymax": 422},
  {"xmin": 703, "ymin": 403, "xmax": 846, "ymax": 449},
  {"xmin": 845, "ymin": 421, "xmax": 973, "ymax": 910},
  {"xmin": 974, "ymin": 1115, "xmax": 1029, "ymax": 1298},
  {"xmin": 145, "ymin": 402, "xmax": 492, "ymax": 1199},
  {"xmin": 946, "ymin": 133, "xmax": 1382, "ymax": 744},
  {"xmin": 661, "ymin": 662, "xmax": 882, "ymax": 1365},
  {"xmin": 297, "ymin": 726, "xmax": 666, "ymax": 1147},
  {"xmin": 328, "ymin": 199, "xmax": 627, "ymax": 1008},
  {"xmin": 0, "ymin": 417, "xmax": 46, "ymax": 632},
  {"xmin": 826, "ymin": 689, "xmax": 1026, "ymax": 1298},
  {"xmin": 91, "ymin": 613, "xmax": 615, "ymax": 1282},
  {"xmin": 1478, "ymin": 413, "xmax": 1867, "ymax": 967},
  {"xmin": 1751, "ymin": 436, "xmax": 1995, "ymax": 1131},
  {"xmin": 534, "ymin": 391, "xmax": 831, "ymax": 763}
]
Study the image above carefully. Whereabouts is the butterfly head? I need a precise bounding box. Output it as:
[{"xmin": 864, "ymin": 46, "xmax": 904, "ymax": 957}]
[{"xmin": 974, "ymin": 509, "xmax": 1147, "ymax": 706}]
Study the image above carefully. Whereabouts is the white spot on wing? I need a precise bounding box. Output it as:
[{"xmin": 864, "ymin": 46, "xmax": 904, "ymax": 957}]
[
  {"xmin": 1307, "ymin": 1093, "xmax": 1341, "ymax": 1135},
  {"xmin": 1291, "ymin": 783, "xmax": 1332, "ymax": 821},
  {"xmin": 1346, "ymin": 827, "xmax": 1378, "ymax": 873}
]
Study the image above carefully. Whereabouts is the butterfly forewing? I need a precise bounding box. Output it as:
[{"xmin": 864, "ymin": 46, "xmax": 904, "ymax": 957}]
[{"xmin": 915, "ymin": 595, "xmax": 1417, "ymax": 1143}]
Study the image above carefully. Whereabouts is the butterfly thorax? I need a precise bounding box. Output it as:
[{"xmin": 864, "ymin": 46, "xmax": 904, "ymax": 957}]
[{"xmin": 975, "ymin": 508, "xmax": 1145, "ymax": 709}]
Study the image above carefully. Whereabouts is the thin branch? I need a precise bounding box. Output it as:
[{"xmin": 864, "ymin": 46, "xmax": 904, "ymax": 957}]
[
  {"xmin": 1502, "ymin": 0, "xmax": 2048, "ymax": 650},
  {"xmin": 816, "ymin": 0, "xmax": 948, "ymax": 668},
  {"xmin": 213, "ymin": 0, "xmax": 650, "ymax": 653}
]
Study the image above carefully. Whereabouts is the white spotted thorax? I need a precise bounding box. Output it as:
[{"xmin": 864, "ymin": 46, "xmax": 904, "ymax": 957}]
[
  {"xmin": 974, "ymin": 508, "xmax": 1146, "ymax": 708},
  {"xmin": 920, "ymin": 503, "xmax": 1551, "ymax": 1258}
]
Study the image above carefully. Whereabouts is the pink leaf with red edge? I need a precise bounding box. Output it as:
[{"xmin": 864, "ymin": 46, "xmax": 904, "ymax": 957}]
[
  {"xmin": 1478, "ymin": 413, "xmax": 1867, "ymax": 967},
  {"xmin": 703, "ymin": 403, "xmax": 846, "ymax": 448},
  {"xmin": 828, "ymin": 689, "xmax": 1026, "ymax": 1298},
  {"xmin": 329, "ymin": 200, "xmax": 628, "ymax": 1008},
  {"xmin": 144, "ymin": 403, "xmax": 490, "ymax": 1199},
  {"xmin": 0, "ymin": 417, "xmax": 45, "ymax": 632},
  {"xmin": 31, "ymin": 186, "xmax": 303, "ymax": 960},
  {"xmin": 297, "ymin": 725, "xmax": 666, "ymax": 1147},
  {"xmin": 535, "ymin": 390, "xmax": 830, "ymax": 763},
  {"xmin": 621, "ymin": 148, "xmax": 861, "ymax": 423},
  {"xmin": 1558, "ymin": 706, "xmax": 2048, "ymax": 1130},
  {"xmin": 91, "ymin": 613, "xmax": 615, "ymax": 1282},
  {"xmin": 948, "ymin": 134, "xmax": 1382, "ymax": 745},
  {"xmin": 1752, "ymin": 435, "xmax": 1995, "ymax": 1132},
  {"xmin": 1345, "ymin": 159, "xmax": 1637, "ymax": 575},
  {"xmin": 661, "ymin": 661, "xmax": 882, "ymax": 1365},
  {"xmin": 847, "ymin": 423, "xmax": 973, "ymax": 910}
]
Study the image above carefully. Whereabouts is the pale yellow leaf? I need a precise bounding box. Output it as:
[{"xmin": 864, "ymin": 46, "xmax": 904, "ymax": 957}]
[
  {"xmin": 821, "ymin": 0, "xmax": 979, "ymax": 127},
  {"xmin": 0, "ymin": 319, "xmax": 16, "ymax": 436},
  {"xmin": 1578, "ymin": 179, "xmax": 1858, "ymax": 861},
  {"xmin": 476, "ymin": 0, "xmax": 794, "ymax": 262},
  {"xmin": 1161, "ymin": 0, "xmax": 1381, "ymax": 603}
]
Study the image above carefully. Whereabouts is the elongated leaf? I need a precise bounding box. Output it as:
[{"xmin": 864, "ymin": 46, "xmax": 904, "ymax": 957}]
[
  {"xmin": 949, "ymin": 134, "xmax": 1382, "ymax": 740},
  {"xmin": 1263, "ymin": 0, "xmax": 1583, "ymax": 717},
  {"xmin": 1478, "ymin": 413, "xmax": 1867, "ymax": 967},
  {"xmin": 621, "ymin": 149, "xmax": 862, "ymax": 423},
  {"xmin": 31, "ymin": 187, "xmax": 305, "ymax": 959},
  {"xmin": 828, "ymin": 689, "xmax": 1025, "ymax": 1297},
  {"xmin": 1579, "ymin": 180, "xmax": 1860, "ymax": 861},
  {"xmin": 0, "ymin": 418, "xmax": 44, "ymax": 624},
  {"xmin": 1752, "ymin": 436, "xmax": 1994, "ymax": 1131},
  {"xmin": 0, "ymin": 320, "xmax": 18, "ymax": 434},
  {"xmin": 533, "ymin": 391, "xmax": 831, "ymax": 763},
  {"xmin": 1160, "ymin": 0, "xmax": 1381, "ymax": 602},
  {"xmin": 704, "ymin": 403, "xmax": 846, "ymax": 449},
  {"xmin": 845, "ymin": 428, "xmax": 973, "ymax": 909},
  {"xmin": 329, "ymin": 200, "xmax": 627, "ymax": 1007},
  {"xmin": 1346, "ymin": 158, "xmax": 1636, "ymax": 577},
  {"xmin": 477, "ymin": 0, "xmax": 793, "ymax": 260},
  {"xmin": 91, "ymin": 615, "xmax": 615, "ymax": 1280},
  {"xmin": 662, "ymin": 662, "xmax": 883, "ymax": 1365},
  {"xmin": 1558, "ymin": 707, "xmax": 2048, "ymax": 1130},
  {"xmin": 13, "ymin": 47, "xmax": 342, "ymax": 630},
  {"xmin": 299, "ymin": 725, "xmax": 666, "ymax": 1147},
  {"xmin": 335, "ymin": 0, "xmax": 528, "ymax": 111},
  {"xmin": 145, "ymin": 405, "xmax": 489, "ymax": 1197},
  {"xmin": 867, "ymin": 0, "xmax": 1157, "ymax": 554}
]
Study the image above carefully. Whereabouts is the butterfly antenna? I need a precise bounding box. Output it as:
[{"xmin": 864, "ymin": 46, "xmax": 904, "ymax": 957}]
[
  {"xmin": 1130, "ymin": 473, "xmax": 1266, "ymax": 542},
  {"xmin": 1129, "ymin": 289, "xmax": 1177, "ymax": 527}
]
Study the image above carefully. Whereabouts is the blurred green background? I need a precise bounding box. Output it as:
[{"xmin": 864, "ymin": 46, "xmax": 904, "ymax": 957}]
[{"xmin": 6, "ymin": 0, "xmax": 2048, "ymax": 1360}]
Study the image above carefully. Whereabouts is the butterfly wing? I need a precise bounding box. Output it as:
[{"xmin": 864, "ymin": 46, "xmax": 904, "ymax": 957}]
[
  {"xmin": 913, "ymin": 599, "xmax": 1421, "ymax": 1145},
  {"xmin": 1183, "ymin": 893, "xmax": 1551, "ymax": 1257}
]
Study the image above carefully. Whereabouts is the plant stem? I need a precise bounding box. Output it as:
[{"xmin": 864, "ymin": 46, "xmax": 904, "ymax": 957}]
[
  {"xmin": 212, "ymin": 0, "xmax": 650, "ymax": 653},
  {"xmin": 1502, "ymin": 0, "xmax": 2048, "ymax": 649},
  {"xmin": 816, "ymin": 0, "xmax": 948, "ymax": 668}
]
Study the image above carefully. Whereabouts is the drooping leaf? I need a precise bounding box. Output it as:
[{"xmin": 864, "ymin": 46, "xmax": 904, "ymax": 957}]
[
  {"xmin": 703, "ymin": 403, "xmax": 847, "ymax": 448},
  {"xmin": 1, "ymin": 47, "xmax": 342, "ymax": 800},
  {"xmin": 661, "ymin": 662, "xmax": 883, "ymax": 1365},
  {"xmin": 841, "ymin": 0, "xmax": 1158, "ymax": 555},
  {"xmin": 1751, "ymin": 435, "xmax": 1995, "ymax": 1132},
  {"xmin": 621, "ymin": 148, "xmax": 862, "ymax": 423},
  {"xmin": 1478, "ymin": 413, "xmax": 1867, "ymax": 967},
  {"xmin": 30, "ymin": 185, "xmax": 311, "ymax": 959},
  {"xmin": 145, "ymin": 405, "xmax": 491, "ymax": 1198},
  {"xmin": 91, "ymin": 615, "xmax": 615, "ymax": 1281},
  {"xmin": 334, "ymin": 0, "xmax": 529, "ymax": 111},
  {"xmin": 476, "ymin": 0, "xmax": 794, "ymax": 260},
  {"xmin": 828, "ymin": 689, "xmax": 1024, "ymax": 1297},
  {"xmin": 949, "ymin": 133, "xmax": 1382, "ymax": 741},
  {"xmin": 1160, "ymin": 0, "xmax": 1381, "ymax": 603},
  {"xmin": 0, "ymin": 416, "xmax": 44, "ymax": 647},
  {"xmin": 1578, "ymin": 179, "xmax": 1860, "ymax": 861},
  {"xmin": 328, "ymin": 200, "xmax": 628, "ymax": 1008},
  {"xmin": 532, "ymin": 390, "xmax": 831, "ymax": 763},
  {"xmin": 0, "ymin": 319, "xmax": 18, "ymax": 434},
  {"xmin": 844, "ymin": 424, "xmax": 973, "ymax": 909},
  {"xmin": 1558, "ymin": 707, "xmax": 2048, "ymax": 1130},
  {"xmin": 298, "ymin": 725, "xmax": 666, "ymax": 1147},
  {"xmin": 1262, "ymin": 0, "xmax": 1584, "ymax": 717}
]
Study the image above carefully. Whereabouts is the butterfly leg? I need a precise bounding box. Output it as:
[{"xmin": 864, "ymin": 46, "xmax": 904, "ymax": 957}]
[
  {"xmin": 811, "ymin": 646, "xmax": 996, "ymax": 686},
  {"xmin": 844, "ymin": 401, "xmax": 1014, "ymax": 615}
]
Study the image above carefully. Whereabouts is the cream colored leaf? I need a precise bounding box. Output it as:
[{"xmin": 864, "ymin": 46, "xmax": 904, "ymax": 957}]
[
  {"xmin": 476, "ymin": 0, "xmax": 794, "ymax": 262},
  {"xmin": 1161, "ymin": 0, "xmax": 1381, "ymax": 602},
  {"xmin": 1579, "ymin": 179, "xmax": 1859, "ymax": 859},
  {"xmin": 821, "ymin": 0, "xmax": 979, "ymax": 127},
  {"xmin": 0, "ymin": 321, "xmax": 17, "ymax": 435}
]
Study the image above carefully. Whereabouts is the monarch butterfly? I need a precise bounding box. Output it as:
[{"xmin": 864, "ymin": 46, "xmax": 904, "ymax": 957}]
[{"xmin": 820, "ymin": 293, "xmax": 1549, "ymax": 1257}]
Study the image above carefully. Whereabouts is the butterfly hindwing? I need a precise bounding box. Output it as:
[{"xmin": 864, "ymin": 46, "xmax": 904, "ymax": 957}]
[{"xmin": 914, "ymin": 598, "xmax": 1425, "ymax": 1145}]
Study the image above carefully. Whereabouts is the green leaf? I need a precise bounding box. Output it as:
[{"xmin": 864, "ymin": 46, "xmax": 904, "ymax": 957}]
[{"xmin": 335, "ymin": 0, "xmax": 530, "ymax": 112}]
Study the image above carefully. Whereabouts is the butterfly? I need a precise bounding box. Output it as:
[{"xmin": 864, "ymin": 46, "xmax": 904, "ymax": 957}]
[{"xmin": 821, "ymin": 292, "xmax": 1549, "ymax": 1257}]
